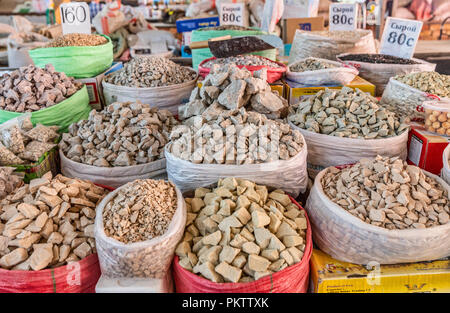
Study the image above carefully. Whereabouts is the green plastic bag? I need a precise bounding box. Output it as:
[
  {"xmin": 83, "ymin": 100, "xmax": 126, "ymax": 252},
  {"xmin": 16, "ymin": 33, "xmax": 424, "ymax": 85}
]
[
  {"xmin": 191, "ymin": 29, "xmax": 277, "ymax": 70},
  {"xmin": 29, "ymin": 35, "xmax": 113, "ymax": 78},
  {"xmin": 0, "ymin": 85, "xmax": 91, "ymax": 133}
]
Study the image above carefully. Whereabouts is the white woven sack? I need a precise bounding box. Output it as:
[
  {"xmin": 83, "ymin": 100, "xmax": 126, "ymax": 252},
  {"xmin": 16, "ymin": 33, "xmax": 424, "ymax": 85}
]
[
  {"xmin": 164, "ymin": 135, "xmax": 308, "ymax": 197},
  {"xmin": 60, "ymin": 150, "xmax": 167, "ymax": 188},
  {"xmin": 442, "ymin": 144, "xmax": 450, "ymax": 185},
  {"xmin": 306, "ymin": 168, "xmax": 450, "ymax": 265},
  {"xmin": 286, "ymin": 57, "xmax": 358, "ymax": 86},
  {"xmin": 337, "ymin": 54, "xmax": 436, "ymax": 96},
  {"xmin": 95, "ymin": 182, "xmax": 186, "ymax": 279},
  {"xmin": 289, "ymin": 121, "xmax": 409, "ymax": 178},
  {"xmin": 102, "ymin": 71, "xmax": 198, "ymax": 115}
]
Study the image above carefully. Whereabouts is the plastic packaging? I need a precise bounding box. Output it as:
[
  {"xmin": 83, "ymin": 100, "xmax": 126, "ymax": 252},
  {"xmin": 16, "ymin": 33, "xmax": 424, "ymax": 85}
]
[
  {"xmin": 7, "ymin": 32, "xmax": 49, "ymax": 68},
  {"xmin": 164, "ymin": 135, "xmax": 308, "ymax": 197},
  {"xmin": 102, "ymin": 73, "xmax": 198, "ymax": 115},
  {"xmin": 306, "ymin": 168, "xmax": 450, "ymax": 265},
  {"xmin": 286, "ymin": 57, "xmax": 358, "ymax": 86},
  {"xmin": 173, "ymin": 196, "xmax": 312, "ymax": 293},
  {"xmin": 0, "ymin": 86, "xmax": 90, "ymax": 133},
  {"xmin": 95, "ymin": 183, "xmax": 186, "ymax": 279},
  {"xmin": 29, "ymin": 35, "xmax": 113, "ymax": 78},
  {"xmin": 0, "ymin": 254, "xmax": 100, "ymax": 293},
  {"xmin": 337, "ymin": 54, "xmax": 436, "ymax": 96},
  {"xmin": 289, "ymin": 121, "xmax": 409, "ymax": 178},
  {"xmin": 198, "ymin": 56, "xmax": 287, "ymax": 83},
  {"xmin": 442, "ymin": 144, "xmax": 450, "ymax": 185},
  {"xmin": 423, "ymin": 100, "xmax": 450, "ymax": 136}
]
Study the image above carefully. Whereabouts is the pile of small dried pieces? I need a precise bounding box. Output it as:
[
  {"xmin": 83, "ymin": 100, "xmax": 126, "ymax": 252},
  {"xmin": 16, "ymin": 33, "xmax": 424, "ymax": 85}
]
[
  {"xmin": 321, "ymin": 155, "xmax": 450, "ymax": 230},
  {"xmin": 60, "ymin": 101, "xmax": 178, "ymax": 167},
  {"xmin": 45, "ymin": 33, "xmax": 108, "ymax": 47},
  {"xmin": 289, "ymin": 58, "xmax": 337, "ymax": 72},
  {"xmin": 0, "ymin": 64, "xmax": 82, "ymax": 113},
  {"xmin": 202, "ymin": 55, "xmax": 282, "ymax": 69},
  {"xmin": 394, "ymin": 72, "xmax": 450, "ymax": 98},
  {"xmin": 0, "ymin": 117, "xmax": 59, "ymax": 165},
  {"xmin": 175, "ymin": 178, "xmax": 308, "ymax": 283},
  {"xmin": 197, "ymin": 26, "xmax": 252, "ymax": 31},
  {"xmin": 288, "ymin": 87, "xmax": 409, "ymax": 139},
  {"xmin": 104, "ymin": 56, "xmax": 197, "ymax": 88},
  {"xmin": 0, "ymin": 172, "xmax": 108, "ymax": 270},
  {"xmin": 312, "ymin": 30, "xmax": 369, "ymax": 41},
  {"xmin": 169, "ymin": 108, "xmax": 304, "ymax": 164},
  {"xmin": 102, "ymin": 179, "xmax": 177, "ymax": 244},
  {"xmin": 178, "ymin": 64, "xmax": 288, "ymax": 120},
  {"xmin": 0, "ymin": 167, "xmax": 23, "ymax": 200},
  {"xmin": 339, "ymin": 54, "xmax": 419, "ymax": 65}
]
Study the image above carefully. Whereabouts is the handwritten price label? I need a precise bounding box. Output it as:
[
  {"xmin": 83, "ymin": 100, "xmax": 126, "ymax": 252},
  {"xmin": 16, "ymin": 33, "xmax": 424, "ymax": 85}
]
[
  {"xmin": 60, "ymin": 2, "xmax": 91, "ymax": 35},
  {"xmin": 219, "ymin": 3, "xmax": 246, "ymax": 27},
  {"xmin": 380, "ymin": 17, "xmax": 423, "ymax": 59},
  {"xmin": 329, "ymin": 3, "xmax": 358, "ymax": 31}
]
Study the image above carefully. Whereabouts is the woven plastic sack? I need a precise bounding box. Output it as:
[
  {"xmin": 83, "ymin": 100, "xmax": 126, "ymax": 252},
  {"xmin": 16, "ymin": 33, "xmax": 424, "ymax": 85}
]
[
  {"xmin": 172, "ymin": 196, "xmax": 312, "ymax": 293},
  {"xmin": 164, "ymin": 135, "xmax": 308, "ymax": 197},
  {"xmin": 289, "ymin": 122, "xmax": 409, "ymax": 178},
  {"xmin": 95, "ymin": 182, "xmax": 186, "ymax": 279},
  {"xmin": 60, "ymin": 150, "xmax": 167, "ymax": 188},
  {"xmin": 286, "ymin": 57, "xmax": 358, "ymax": 86},
  {"xmin": 0, "ymin": 254, "xmax": 100, "ymax": 293},
  {"xmin": 288, "ymin": 30, "xmax": 376, "ymax": 65},
  {"xmin": 102, "ymin": 72, "xmax": 198, "ymax": 115},
  {"xmin": 0, "ymin": 86, "xmax": 90, "ymax": 133},
  {"xmin": 337, "ymin": 54, "xmax": 436, "ymax": 96},
  {"xmin": 7, "ymin": 32, "xmax": 49, "ymax": 68},
  {"xmin": 306, "ymin": 167, "xmax": 450, "ymax": 265},
  {"xmin": 29, "ymin": 35, "xmax": 113, "ymax": 78},
  {"xmin": 198, "ymin": 56, "xmax": 287, "ymax": 83},
  {"xmin": 442, "ymin": 144, "xmax": 450, "ymax": 185}
]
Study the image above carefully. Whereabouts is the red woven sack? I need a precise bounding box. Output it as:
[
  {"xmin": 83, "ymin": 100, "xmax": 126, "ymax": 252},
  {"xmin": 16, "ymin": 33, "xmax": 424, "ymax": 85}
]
[
  {"xmin": 0, "ymin": 254, "xmax": 101, "ymax": 293},
  {"xmin": 198, "ymin": 56, "xmax": 287, "ymax": 84},
  {"xmin": 172, "ymin": 197, "xmax": 312, "ymax": 293}
]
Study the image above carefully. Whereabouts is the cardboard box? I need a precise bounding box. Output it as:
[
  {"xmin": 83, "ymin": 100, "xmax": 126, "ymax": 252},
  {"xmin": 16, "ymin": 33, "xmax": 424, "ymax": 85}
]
[
  {"xmin": 407, "ymin": 125, "xmax": 450, "ymax": 175},
  {"xmin": 285, "ymin": 76, "xmax": 376, "ymax": 106},
  {"xmin": 176, "ymin": 16, "xmax": 220, "ymax": 33},
  {"xmin": 310, "ymin": 249, "xmax": 450, "ymax": 293},
  {"xmin": 76, "ymin": 62, "xmax": 123, "ymax": 110},
  {"xmin": 282, "ymin": 17, "xmax": 324, "ymax": 44}
]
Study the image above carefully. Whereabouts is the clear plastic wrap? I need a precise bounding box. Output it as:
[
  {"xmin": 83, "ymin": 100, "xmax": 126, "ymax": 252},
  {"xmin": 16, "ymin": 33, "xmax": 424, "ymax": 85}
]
[
  {"xmin": 442, "ymin": 144, "xmax": 450, "ymax": 186},
  {"xmin": 164, "ymin": 134, "xmax": 308, "ymax": 197},
  {"xmin": 289, "ymin": 122, "xmax": 409, "ymax": 178},
  {"xmin": 286, "ymin": 57, "xmax": 358, "ymax": 86},
  {"xmin": 95, "ymin": 182, "xmax": 186, "ymax": 279},
  {"xmin": 306, "ymin": 168, "xmax": 450, "ymax": 265}
]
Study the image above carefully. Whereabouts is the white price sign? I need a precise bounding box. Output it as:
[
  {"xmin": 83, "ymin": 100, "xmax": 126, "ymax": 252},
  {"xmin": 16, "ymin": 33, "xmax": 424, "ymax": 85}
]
[
  {"xmin": 219, "ymin": 3, "xmax": 247, "ymax": 27},
  {"xmin": 329, "ymin": 3, "xmax": 358, "ymax": 31},
  {"xmin": 380, "ymin": 17, "xmax": 423, "ymax": 59},
  {"xmin": 60, "ymin": 2, "xmax": 91, "ymax": 35}
]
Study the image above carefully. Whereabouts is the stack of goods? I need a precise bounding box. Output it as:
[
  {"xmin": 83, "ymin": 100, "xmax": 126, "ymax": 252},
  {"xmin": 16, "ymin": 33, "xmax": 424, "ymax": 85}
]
[
  {"xmin": 179, "ymin": 64, "xmax": 288, "ymax": 120},
  {"xmin": 175, "ymin": 178, "xmax": 308, "ymax": 283},
  {"xmin": 44, "ymin": 33, "xmax": 108, "ymax": 47},
  {"xmin": 0, "ymin": 167, "xmax": 23, "ymax": 200},
  {"xmin": 0, "ymin": 172, "xmax": 108, "ymax": 270}
]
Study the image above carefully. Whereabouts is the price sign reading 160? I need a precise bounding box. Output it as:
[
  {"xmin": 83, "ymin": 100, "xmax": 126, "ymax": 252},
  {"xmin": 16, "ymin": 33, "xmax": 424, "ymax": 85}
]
[
  {"xmin": 61, "ymin": 5, "xmax": 87, "ymax": 25},
  {"xmin": 60, "ymin": 2, "xmax": 91, "ymax": 35}
]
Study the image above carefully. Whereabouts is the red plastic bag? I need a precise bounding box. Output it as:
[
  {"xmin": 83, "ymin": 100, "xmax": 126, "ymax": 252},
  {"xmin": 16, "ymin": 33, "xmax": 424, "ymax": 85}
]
[
  {"xmin": 198, "ymin": 56, "xmax": 287, "ymax": 84},
  {"xmin": 0, "ymin": 254, "xmax": 101, "ymax": 293},
  {"xmin": 172, "ymin": 197, "xmax": 312, "ymax": 293}
]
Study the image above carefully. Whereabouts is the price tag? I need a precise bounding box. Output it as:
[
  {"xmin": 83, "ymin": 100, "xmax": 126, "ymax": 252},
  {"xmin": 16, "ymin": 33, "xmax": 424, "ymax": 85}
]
[
  {"xmin": 329, "ymin": 3, "xmax": 358, "ymax": 31},
  {"xmin": 219, "ymin": 2, "xmax": 247, "ymax": 27},
  {"xmin": 380, "ymin": 17, "xmax": 423, "ymax": 59},
  {"xmin": 60, "ymin": 2, "xmax": 91, "ymax": 35}
]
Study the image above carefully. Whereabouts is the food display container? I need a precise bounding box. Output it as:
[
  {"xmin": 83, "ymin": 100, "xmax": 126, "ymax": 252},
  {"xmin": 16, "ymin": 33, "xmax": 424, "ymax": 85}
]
[{"xmin": 423, "ymin": 100, "xmax": 450, "ymax": 136}]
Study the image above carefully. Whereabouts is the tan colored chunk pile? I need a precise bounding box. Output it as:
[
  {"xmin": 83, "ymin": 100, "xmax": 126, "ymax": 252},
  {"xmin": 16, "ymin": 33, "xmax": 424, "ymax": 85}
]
[
  {"xmin": 322, "ymin": 155, "xmax": 450, "ymax": 230},
  {"xmin": 175, "ymin": 178, "xmax": 308, "ymax": 283},
  {"xmin": 45, "ymin": 33, "xmax": 108, "ymax": 47},
  {"xmin": 0, "ymin": 167, "xmax": 23, "ymax": 200},
  {"xmin": 0, "ymin": 172, "xmax": 108, "ymax": 270}
]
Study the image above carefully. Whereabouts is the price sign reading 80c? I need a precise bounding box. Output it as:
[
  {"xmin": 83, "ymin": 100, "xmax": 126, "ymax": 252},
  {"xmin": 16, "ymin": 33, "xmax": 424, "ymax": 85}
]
[
  {"xmin": 60, "ymin": 2, "xmax": 91, "ymax": 35},
  {"xmin": 380, "ymin": 17, "xmax": 423, "ymax": 59}
]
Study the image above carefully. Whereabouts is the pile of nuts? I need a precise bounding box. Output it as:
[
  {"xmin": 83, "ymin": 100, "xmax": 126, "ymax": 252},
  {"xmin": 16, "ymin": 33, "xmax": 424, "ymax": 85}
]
[
  {"xmin": 0, "ymin": 117, "xmax": 59, "ymax": 165},
  {"xmin": 0, "ymin": 167, "xmax": 23, "ymax": 200},
  {"xmin": 102, "ymin": 179, "xmax": 178, "ymax": 243},
  {"xmin": 104, "ymin": 56, "xmax": 197, "ymax": 88},
  {"xmin": 394, "ymin": 72, "xmax": 450, "ymax": 98},
  {"xmin": 0, "ymin": 64, "xmax": 82, "ymax": 112},
  {"xmin": 169, "ymin": 108, "xmax": 304, "ymax": 164},
  {"xmin": 59, "ymin": 102, "xmax": 178, "ymax": 167},
  {"xmin": 202, "ymin": 55, "xmax": 282, "ymax": 69},
  {"xmin": 0, "ymin": 172, "xmax": 108, "ymax": 270},
  {"xmin": 339, "ymin": 54, "xmax": 419, "ymax": 65},
  {"xmin": 424, "ymin": 105, "xmax": 450, "ymax": 136},
  {"xmin": 311, "ymin": 30, "xmax": 369, "ymax": 41},
  {"xmin": 289, "ymin": 58, "xmax": 337, "ymax": 72},
  {"xmin": 288, "ymin": 87, "xmax": 409, "ymax": 139},
  {"xmin": 175, "ymin": 178, "xmax": 308, "ymax": 283},
  {"xmin": 179, "ymin": 64, "xmax": 288, "ymax": 120},
  {"xmin": 321, "ymin": 156, "xmax": 450, "ymax": 230},
  {"xmin": 45, "ymin": 33, "xmax": 108, "ymax": 47}
]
